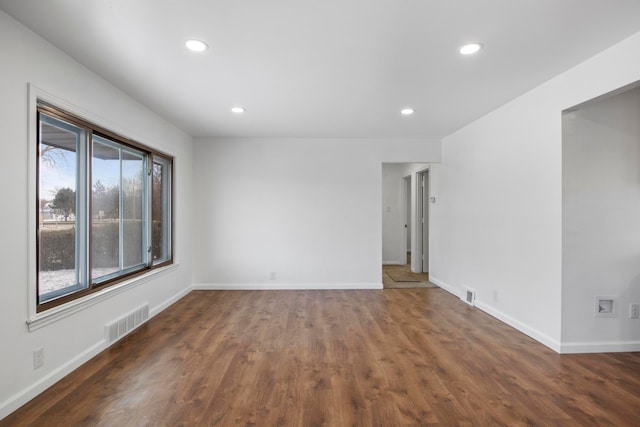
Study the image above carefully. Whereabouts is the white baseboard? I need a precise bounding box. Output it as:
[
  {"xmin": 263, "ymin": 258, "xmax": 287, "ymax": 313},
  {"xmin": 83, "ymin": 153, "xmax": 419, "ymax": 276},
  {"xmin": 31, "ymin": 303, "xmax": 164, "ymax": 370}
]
[
  {"xmin": 428, "ymin": 276, "xmax": 562, "ymax": 353},
  {"xmin": 427, "ymin": 276, "xmax": 461, "ymax": 298},
  {"xmin": 0, "ymin": 283, "xmax": 192, "ymax": 421},
  {"xmin": 0, "ymin": 339, "xmax": 106, "ymax": 421},
  {"xmin": 149, "ymin": 285, "xmax": 193, "ymax": 318},
  {"xmin": 405, "ymin": 276, "xmax": 640, "ymax": 354},
  {"xmin": 382, "ymin": 261, "xmax": 405, "ymax": 265},
  {"xmin": 192, "ymin": 282, "xmax": 383, "ymax": 290},
  {"xmin": 559, "ymin": 341, "xmax": 640, "ymax": 354},
  {"xmin": 474, "ymin": 300, "xmax": 562, "ymax": 353}
]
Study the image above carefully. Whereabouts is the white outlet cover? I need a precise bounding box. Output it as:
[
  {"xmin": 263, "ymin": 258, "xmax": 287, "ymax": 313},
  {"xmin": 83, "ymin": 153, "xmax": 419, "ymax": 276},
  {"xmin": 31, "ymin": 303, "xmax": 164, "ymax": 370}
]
[
  {"xmin": 594, "ymin": 296, "xmax": 618, "ymax": 318},
  {"xmin": 33, "ymin": 347, "xmax": 44, "ymax": 369}
]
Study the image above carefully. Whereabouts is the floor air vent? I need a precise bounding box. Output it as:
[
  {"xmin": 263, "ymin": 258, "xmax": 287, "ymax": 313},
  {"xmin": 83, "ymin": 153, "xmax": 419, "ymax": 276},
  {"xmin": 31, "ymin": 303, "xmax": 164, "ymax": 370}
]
[
  {"xmin": 105, "ymin": 304, "xmax": 149, "ymax": 345},
  {"xmin": 463, "ymin": 288, "xmax": 476, "ymax": 306}
]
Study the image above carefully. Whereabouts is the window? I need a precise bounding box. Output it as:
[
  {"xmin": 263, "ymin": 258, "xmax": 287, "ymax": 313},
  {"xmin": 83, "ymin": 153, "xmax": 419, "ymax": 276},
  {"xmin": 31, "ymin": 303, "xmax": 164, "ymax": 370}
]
[
  {"xmin": 37, "ymin": 102, "xmax": 172, "ymax": 311},
  {"xmin": 152, "ymin": 156, "xmax": 172, "ymax": 264}
]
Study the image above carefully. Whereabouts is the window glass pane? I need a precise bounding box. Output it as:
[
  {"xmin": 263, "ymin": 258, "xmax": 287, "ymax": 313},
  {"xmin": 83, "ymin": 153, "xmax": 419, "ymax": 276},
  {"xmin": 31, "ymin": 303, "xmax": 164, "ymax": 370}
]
[
  {"xmin": 36, "ymin": 103, "xmax": 173, "ymax": 311},
  {"xmin": 38, "ymin": 114, "xmax": 84, "ymax": 302},
  {"xmin": 152, "ymin": 157, "xmax": 171, "ymax": 264},
  {"xmin": 122, "ymin": 150, "xmax": 145, "ymax": 269},
  {"xmin": 91, "ymin": 138, "xmax": 121, "ymax": 281}
]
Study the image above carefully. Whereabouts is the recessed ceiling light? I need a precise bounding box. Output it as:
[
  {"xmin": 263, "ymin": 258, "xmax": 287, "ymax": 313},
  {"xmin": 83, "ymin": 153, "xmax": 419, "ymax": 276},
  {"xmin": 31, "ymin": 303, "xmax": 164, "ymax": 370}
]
[
  {"xmin": 400, "ymin": 108, "xmax": 415, "ymax": 116},
  {"xmin": 231, "ymin": 106, "xmax": 246, "ymax": 114},
  {"xmin": 185, "ymin": 39, "xmax": 208, "ymax": 52},
  {"xmin": 459, "ymin": 42, "xmax": 483, "ymax": 55}
]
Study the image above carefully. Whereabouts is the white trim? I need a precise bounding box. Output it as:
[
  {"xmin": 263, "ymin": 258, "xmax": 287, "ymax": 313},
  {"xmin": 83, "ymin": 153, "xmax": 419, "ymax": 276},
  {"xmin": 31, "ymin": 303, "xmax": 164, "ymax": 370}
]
[
  {"xmin": 427, "ymin": 276, "xmax": 562, "ymax": 353},
  {"xmin": 474, "ymin": 300, "xmax": 562, "ymax": 353},
  {"xmin": 150, "ymin": 283, "xmax": 192, "ymax": 317},
  {"xmin": 27, "ymin": 264, "xmax": 179, "ymax": 331},
  {"xmin": 427, "ymin": 276, "xmax": 461, "ymax": 298},
  {"xmin": 27, "ymin": 84, "xmax": 39, "ymax": 325},
  {"xmin": 0, "ymin": 339, "xmax": 106, "ymax": 421},
  {"xmin": 559, "ymin": 341, "xmax": 640, "ymax": 354},
  {"xmin": 2, "ymin": 283, "xmax": 190, "ymax": 421},
  {"xmin": 192, "ymin": 282, "xmax": 383, "ymax": 291},
  {"xmin": 383, "ymin": 261, "xmax": 405, "ymax": 265}
]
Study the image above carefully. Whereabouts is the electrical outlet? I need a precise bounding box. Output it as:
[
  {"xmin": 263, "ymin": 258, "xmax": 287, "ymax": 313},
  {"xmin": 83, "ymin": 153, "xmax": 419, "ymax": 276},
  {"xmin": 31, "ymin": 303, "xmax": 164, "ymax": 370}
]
[
  {"xmin": 630, "ymin": 303, "xmax": 640, "ymax": 319},
  {"xmin": 33, "ymin": 347, "xmax": 44, "ymax": 369},
  {"xmin": 270, "ymin": 272, "xmax": 276, "ymax": 280}
]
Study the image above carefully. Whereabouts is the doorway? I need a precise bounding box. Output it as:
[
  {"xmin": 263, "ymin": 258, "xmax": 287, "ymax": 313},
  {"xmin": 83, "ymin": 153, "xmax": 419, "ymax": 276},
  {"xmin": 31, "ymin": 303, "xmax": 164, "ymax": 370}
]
[{"xmin": 381, "ymin": 163, "xmax": 433, "ymax": 288}]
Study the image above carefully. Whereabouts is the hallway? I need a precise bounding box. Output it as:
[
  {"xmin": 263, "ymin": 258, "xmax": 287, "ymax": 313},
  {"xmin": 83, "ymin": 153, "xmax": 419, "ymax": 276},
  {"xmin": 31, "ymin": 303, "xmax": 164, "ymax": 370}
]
[{"xmin": 383, "ymin": 253, "xmax": 436, "ymax": 289}]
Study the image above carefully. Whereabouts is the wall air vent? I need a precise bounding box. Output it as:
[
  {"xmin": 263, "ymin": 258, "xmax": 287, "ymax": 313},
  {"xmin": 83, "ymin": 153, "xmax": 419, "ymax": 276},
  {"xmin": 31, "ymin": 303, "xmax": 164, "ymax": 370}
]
[
  {"xmin": 463, "ymin": 287, "xmax": 476, "ymax": 306},
  {"xmin": 105, "ymin": 304, "xmax": 149, "ymax": 346}
]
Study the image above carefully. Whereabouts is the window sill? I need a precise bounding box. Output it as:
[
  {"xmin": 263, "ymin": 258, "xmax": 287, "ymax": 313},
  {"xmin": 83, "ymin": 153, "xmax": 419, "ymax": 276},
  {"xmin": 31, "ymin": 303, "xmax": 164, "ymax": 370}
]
[{"xmin": 27, "ymin": 263, "xmax": 179, "ymax": 332}]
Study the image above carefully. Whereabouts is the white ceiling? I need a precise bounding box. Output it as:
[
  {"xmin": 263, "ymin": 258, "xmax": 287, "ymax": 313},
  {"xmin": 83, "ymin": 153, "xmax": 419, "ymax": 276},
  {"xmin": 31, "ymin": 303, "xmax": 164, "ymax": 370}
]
[{"xmin": 2, "ymin": 0, "xmax": 640, "ymax": 139}]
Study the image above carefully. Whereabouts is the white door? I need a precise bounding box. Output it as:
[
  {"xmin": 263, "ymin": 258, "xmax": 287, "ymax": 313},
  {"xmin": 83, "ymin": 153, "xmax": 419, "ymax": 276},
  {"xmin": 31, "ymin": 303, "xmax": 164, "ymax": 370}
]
[
  {"xmin": 421, "ymin": 171, "xmax": 429, "ymax": 273},
  {"xmin": 416, "ymin": 170, "xmax": 429, "ymax": 273},
  {"xmin": 403, "ymin": 176, "xmax": 411, "ymax": 265}
]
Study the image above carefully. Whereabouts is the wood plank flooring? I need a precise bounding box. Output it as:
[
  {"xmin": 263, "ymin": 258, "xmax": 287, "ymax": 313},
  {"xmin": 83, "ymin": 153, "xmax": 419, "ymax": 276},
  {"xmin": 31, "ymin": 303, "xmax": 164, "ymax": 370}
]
[{"xmin": 3, "ymin": 289, "xmax": 640, "ymax": 426}]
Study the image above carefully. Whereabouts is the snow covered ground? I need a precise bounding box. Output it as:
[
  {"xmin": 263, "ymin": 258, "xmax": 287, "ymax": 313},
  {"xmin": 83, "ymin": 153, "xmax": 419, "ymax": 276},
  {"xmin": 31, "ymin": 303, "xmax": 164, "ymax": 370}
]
[{"xmin": 39, "ymin": 268, "xmax": 117, "ymax": 294}]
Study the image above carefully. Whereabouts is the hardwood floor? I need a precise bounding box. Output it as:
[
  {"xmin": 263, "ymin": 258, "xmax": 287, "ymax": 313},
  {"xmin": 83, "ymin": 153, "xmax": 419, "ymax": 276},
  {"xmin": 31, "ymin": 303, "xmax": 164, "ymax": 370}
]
[{"xmin": 3, "ymin": 289, "xmax": 640, "ymax": 426}]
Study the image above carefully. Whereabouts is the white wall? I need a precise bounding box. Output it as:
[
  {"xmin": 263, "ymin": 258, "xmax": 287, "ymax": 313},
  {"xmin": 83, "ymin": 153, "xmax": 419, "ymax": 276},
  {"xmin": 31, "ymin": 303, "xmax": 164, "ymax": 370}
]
[
  {"xmin": 382, "ymin": 163, "xmax": 407, "ymax": 264},
  {"xmin": 192, "ymin": 139, "xmax": 440, "ymax": 288},
  {"xmin": 0, "ymin": 10, "xmax": 194, "ymax": 418},
  {"xmin": 562, "ymin": 85, "xmax": 640, "ymax": 352},
  {"xmin": 431, "ymin": 31, "xmax": 640, "ymax": 352}
]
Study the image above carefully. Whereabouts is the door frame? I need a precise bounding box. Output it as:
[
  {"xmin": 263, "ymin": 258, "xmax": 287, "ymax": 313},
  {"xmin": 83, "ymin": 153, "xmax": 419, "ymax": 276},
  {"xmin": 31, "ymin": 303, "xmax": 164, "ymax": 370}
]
[{"xmin": 412, "ymin": 168, "xmax": 430, "ymax": 273}]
